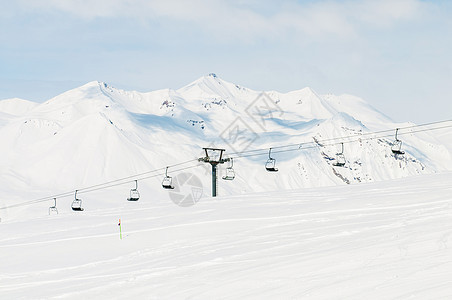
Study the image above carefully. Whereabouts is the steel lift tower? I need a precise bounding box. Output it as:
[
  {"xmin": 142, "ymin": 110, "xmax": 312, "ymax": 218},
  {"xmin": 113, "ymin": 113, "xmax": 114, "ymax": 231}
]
[{"xmin": 198, "ymin": 147, "xmax": 229, "ymax": 197}]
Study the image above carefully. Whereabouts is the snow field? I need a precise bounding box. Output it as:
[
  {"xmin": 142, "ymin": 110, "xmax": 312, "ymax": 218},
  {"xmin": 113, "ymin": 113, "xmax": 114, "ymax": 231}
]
[{"xmin": 1, "ymin": 172, "xmax": 451, "ymax": 299}]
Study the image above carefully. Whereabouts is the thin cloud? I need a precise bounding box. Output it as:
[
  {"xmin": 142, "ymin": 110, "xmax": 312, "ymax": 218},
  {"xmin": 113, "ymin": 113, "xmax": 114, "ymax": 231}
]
[
  {"xmin": 14, "ymin": 0, "xmax": 427, "ymax": 42},
  {"xmin": 354, "ymin": 0, "xmax": 424, "ymax": 28}
]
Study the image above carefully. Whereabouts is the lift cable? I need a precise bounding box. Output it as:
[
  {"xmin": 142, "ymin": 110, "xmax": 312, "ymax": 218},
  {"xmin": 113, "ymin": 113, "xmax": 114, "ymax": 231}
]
[
  {"xmin": 228, "ymin": 121, "xmax": 452, "ymax": 159},
  {"xmin": 75, "ymin": 158, "xmax": 198, "ymax": 194},
  {"xmin": 77, "ymin": 163, "xmax": 202, "ymax": 195},
  {"xmin": 228, "ymin": 123, "xmax": 452, "ymax": 160},
  {"xmin": 1, "ymin": 119, "xmax": 451, "ymax": 211},
  {"xmin": 0, "ymin": 161, "xmax": 202, "ymax": 210}
]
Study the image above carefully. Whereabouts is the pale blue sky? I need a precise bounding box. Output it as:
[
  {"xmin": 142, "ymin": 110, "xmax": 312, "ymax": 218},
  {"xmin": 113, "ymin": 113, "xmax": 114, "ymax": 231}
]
[{"xmin": 0, "ymin": 0, "xmax": 451, "ymax": 123}]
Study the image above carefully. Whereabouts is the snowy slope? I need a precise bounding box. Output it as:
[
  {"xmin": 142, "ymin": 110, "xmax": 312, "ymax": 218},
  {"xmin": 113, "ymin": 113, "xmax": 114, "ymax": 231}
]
[
  {"xmin": 0, "ymin": 74, "xmax": 451, "ymax": 221},
  {"xmin": 0, "ymin": 98, "xmax": 38, "ymax": 116},
  {"xmin": 1, "ymin": 172, "xmax": 451, "ymax": 299},
  {"xmin": 1, "ymin": 74, "xmax": 451, "ymax": 298}
]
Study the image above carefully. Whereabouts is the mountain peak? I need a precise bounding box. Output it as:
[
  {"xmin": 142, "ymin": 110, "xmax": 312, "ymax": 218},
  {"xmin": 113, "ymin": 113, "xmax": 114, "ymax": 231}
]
[{"xmin": 177, "ymin": 73, "xmax": 242, "ymax": 100}]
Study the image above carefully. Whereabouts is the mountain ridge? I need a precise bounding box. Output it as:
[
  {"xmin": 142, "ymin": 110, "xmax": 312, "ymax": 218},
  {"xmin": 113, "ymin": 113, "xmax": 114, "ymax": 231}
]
[{"xmin": 0, "ymin": 74, "xmax": 450, "ymax": 216}]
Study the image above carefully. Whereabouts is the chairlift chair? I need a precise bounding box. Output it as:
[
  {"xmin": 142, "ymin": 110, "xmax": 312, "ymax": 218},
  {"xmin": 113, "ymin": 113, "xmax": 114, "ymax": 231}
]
[
  {"xmin": 162, "ymin": 167, "xmax": 175, "ymax": 189},
  {"xmin": 265, "ymin": 148, "xmax": 279, "ymax": 172},
  {"xmin": 391, "ymin": 128, "xmax": 405, "ymax": 155},
  {"xmin": 333, "ymin": 143, "xmax": 346, "ymax": 167},
  {"xmin": 222, "ymin": 158, "xmax": 235, "ymax": 180},
  {"xmin": 49, "ymin": 198, "xmax": 58, "ymax": 215},
  {"xmin": 127, "ymin": 180, "xmax": 140, "ymax": 201},
  {"xmin": 71, "ymin": 190, "xmax": 84, "ymax": 211}
]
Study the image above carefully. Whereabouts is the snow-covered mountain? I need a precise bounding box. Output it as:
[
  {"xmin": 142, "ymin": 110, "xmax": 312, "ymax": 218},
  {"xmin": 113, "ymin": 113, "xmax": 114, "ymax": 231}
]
[
  {"xmin": 0, "ymin": 98, "xmax": 38, "ymax": 116},
  {"xmin": 2, "ymin": 74, "xmax": 451, "ymax": 298},
  {"xmin": 0, "ymin": 74, "xmax": 450, "ymax": 219}
]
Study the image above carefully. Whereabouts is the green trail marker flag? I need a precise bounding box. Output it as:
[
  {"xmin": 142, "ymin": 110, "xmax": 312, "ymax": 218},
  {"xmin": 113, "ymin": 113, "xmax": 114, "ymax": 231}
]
[{"xmin": 118, "ymin": 218, "xmax": 122, "ymax": 240}]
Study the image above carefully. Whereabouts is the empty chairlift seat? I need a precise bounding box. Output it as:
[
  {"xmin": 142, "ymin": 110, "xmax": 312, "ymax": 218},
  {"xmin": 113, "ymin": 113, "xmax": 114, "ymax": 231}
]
[
  {"xmin": 391, "ymin": 128, "xmax": 405, "ymax": 155},
  {"xmin": 127, "ymin": 180, "xmax": 140, "ymax": 201},
  {"xmin": 222, "ymin": 158, "xmax": 235, "ymax": 180},
  {"xmin": 333, "ymin": 143, "xmax": 346, "ymax": 167},
  {"xmin": 162, "ymin": 167, "xmax": 175, "ymax": 189},
  {"xmin": 71, "ymin": 190, "xmax": 84, "ymax": 211},
  {"xmin": 265, "ymin": 148, "xmax": 279, "ymax": 172},
  {"xmin": 49, "ymin": 198, "xmax": 58, "ymax": 215}
]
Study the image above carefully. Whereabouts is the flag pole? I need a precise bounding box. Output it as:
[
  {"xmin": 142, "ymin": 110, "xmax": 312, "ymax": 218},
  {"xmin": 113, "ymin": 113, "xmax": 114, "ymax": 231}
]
[{"xmin": 118, "ymin": 218, "xmax": 122, "ymax": 240}]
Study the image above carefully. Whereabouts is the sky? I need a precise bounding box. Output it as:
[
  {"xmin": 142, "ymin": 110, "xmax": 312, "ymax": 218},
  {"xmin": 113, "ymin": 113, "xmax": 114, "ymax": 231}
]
[{"xmin": 0, "ymin": 0, "xmax": 451, "ymax": 123}]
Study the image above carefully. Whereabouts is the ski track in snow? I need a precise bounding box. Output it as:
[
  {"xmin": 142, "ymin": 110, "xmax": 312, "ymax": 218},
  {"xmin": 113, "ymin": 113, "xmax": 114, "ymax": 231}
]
[{"xmin": 1, "ymin": 173, "xmax": 452, "ymax": 299}]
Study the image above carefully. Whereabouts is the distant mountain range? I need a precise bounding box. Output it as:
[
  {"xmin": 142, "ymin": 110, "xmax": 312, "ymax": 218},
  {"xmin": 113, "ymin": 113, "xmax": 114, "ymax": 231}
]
[{"xmin": 0, "ymin": 73, "xmax": 450, "ymax": 202}]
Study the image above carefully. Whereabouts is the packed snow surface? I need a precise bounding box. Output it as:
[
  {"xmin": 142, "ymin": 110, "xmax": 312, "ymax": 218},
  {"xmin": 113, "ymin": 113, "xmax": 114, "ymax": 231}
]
[{"xmin": 1, "ymin": 172, "xmax": 451, "ymax": 299}]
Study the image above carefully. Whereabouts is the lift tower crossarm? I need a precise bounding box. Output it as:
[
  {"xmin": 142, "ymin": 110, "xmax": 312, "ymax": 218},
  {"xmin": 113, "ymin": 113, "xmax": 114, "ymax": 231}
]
[{"xmin": 198, "ymin": 147, "xmax": 229, "ymax": 197}]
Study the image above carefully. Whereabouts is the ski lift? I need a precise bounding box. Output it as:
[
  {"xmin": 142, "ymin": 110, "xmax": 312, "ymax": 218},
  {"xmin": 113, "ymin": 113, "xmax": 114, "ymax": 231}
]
[
  {"xmin": 333, "ymin": 143, "xmax": 346, "ymax": 167},
  {"xmin": 162, "ymin": 167, "xmax": 174, "ymax": 189},
  {"xmin": 49, "ymin": 198, "xmax": 58, "ymax": 215},
  {"xmin": 127, "ymin": 180, "xmax": 140, "ymax": 201},
  {"xmin": 71, "ymin": 190, "xmax": 84, "ymax": 211},
  {"xmin": 391, "ymin": 128, "xmax": 405, "ymax": 155},
  {"xmin": 265, "ymin": 148, "xmax": 278, "ymax": 172},
  {"xmin": 222, "ymin": 158, "xmax": 235, "ymax": 180}
]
